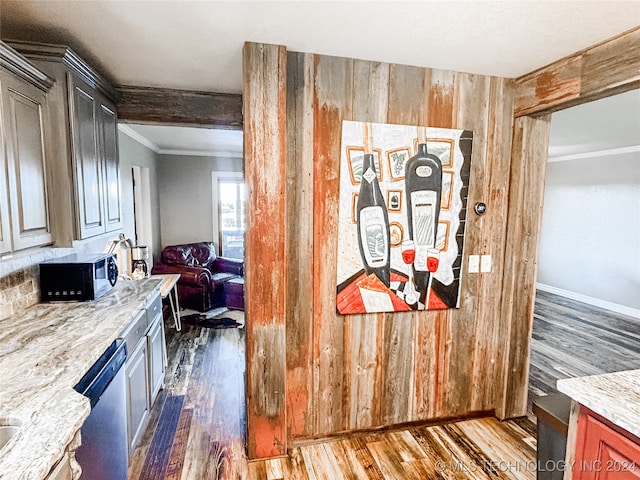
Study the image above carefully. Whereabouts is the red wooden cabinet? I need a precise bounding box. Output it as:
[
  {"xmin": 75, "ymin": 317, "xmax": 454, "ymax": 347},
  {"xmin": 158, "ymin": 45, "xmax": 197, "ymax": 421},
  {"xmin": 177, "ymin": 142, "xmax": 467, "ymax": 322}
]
[{"xmin": 573, "ymin": 407, "xmax": 640, "ymax": 479}]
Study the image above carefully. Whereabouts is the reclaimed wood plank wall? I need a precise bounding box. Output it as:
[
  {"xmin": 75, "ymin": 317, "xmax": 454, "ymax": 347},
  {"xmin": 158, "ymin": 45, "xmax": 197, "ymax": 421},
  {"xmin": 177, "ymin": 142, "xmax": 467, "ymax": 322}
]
[
  {"xmin": 243, "ymin": 42, "xmax": 288, "ymax": 458},
  {"xmin": 243, "ymin": 28, "xmax": 639, "ymax": 458},
  {"xmin": 285, "ymin": 51, "xmax": 518, "ymax": 440},
  {"xmin": 514, "ymin": 26, "xmax": 640, "ymax": 117},
  {"xmin": 496, "ymin": 114, "xmax": 551, "ymax": 419}
]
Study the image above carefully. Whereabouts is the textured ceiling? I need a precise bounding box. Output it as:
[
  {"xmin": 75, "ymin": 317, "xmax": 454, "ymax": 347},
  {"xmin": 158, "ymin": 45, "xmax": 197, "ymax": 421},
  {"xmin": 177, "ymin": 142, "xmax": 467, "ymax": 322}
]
[
  {"xmin": 1, "ymin": 1, "xmax": 639, "ymax": 94},
  {"xmin": 3, "ymin": 1, "xmax": 637, "ymax": 155}
]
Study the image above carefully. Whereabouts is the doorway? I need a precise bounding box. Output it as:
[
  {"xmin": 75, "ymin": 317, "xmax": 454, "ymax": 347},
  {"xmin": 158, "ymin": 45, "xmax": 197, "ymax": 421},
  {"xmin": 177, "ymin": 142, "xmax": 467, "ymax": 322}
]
[
  {"xmin": 527, "ymin": 89, "xmax": 640, "ymax": 412},
  {"xmin": 132, "ymin": 165, "xmax": 153, "ymax": 266}
]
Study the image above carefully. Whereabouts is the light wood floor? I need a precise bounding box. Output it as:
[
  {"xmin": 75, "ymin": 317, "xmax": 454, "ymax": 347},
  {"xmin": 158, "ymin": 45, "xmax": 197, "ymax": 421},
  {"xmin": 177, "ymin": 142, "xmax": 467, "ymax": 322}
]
[
  {"xmin": 248, "ymin": 418, "xmax": 536, "ymax": 479},
  {"xmin": 128, "ymin": 310, "xmax": 537, "ymax": 480}
]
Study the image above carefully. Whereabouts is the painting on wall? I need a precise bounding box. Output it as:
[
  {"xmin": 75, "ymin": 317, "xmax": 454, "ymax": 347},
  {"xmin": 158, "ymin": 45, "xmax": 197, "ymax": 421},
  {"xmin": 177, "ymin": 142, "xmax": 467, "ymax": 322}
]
[{"xmin": 336, "ymin": 121, "xmax": 473, "ymax": 314}]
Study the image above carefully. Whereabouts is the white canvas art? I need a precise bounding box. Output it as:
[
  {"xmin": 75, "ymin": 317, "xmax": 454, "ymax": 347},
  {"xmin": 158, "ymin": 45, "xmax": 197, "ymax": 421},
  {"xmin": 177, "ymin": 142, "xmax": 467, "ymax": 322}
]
[{"xmin": 336, "ymin": 121, "xmax": 473, "ymax": 314}]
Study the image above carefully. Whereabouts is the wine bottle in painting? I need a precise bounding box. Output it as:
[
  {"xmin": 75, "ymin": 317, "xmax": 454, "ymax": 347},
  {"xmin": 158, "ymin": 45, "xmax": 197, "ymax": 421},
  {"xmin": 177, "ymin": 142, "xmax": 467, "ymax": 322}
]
[
  {"xmin": 405, "ymin": 142, "xmax": 442, "ymax": 302},
  {"xmin": 356, "ymin": 153, "xmax": 390, "ymax": 287}
]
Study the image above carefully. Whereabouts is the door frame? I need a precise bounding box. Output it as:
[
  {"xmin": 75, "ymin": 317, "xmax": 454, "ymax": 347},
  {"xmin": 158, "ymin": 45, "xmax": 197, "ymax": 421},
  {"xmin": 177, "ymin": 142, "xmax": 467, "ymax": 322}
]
[{"xmin": 497, "ymin": 26, "xmax": 640, "ymax": 418}]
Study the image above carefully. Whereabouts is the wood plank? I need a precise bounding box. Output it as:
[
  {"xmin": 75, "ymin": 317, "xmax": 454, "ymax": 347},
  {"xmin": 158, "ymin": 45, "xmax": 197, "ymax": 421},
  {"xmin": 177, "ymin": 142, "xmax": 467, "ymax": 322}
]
[
  {"xmin": 243, "ymin": 41, "xmax": 288, "ymax": 458},
  {"xmin": 280, "ymin": 448, "xmax": 312, "ymax": 480},
  {"xmin": 164, "ymin": 408, "xmax": 193, "ymax": 480},
  {"xmin": 137, "ymin": 395, "xmax": 185, "ymax": 480},
  {"xmin": 387, "ymin": 63, "xmax": 429, "ymax": 126},
  {"xmin": 385, "ymin": 63, "xmax": 428, "ymax": 425},
  {"xmin": 425, "ymin": 68, "xmax": 456, "ymax": 420},
  {"xmin": 427, "ymin": 68, "xmax": 455, "ymax": 129},
  {"xmin": 345, "ymin": 313, "xmax": 384, "ymax": 430},
  {"xmin": 351, "ymin": 59, "xmax": 389, "ymax": 122},
  {"xmin": 327, "ymin": 438, "xmax": 380, "ymax": 480},
  {"xmin": 562, "ymin": 401, "xmax": 580, "ymax": 480},
  {"xmin": 366, "ymin": 437, "xmax": 413, "ymax": 479},
  {"xmin": 469, "ymin": 76, "xmax": 515, "ymax": 412},
  {"xmin": 312, "ymin": 53, "xmax": 352, "ymax": 435},
  {"xmin": 477, "ymin": 77, "xmax": 516, "ymax": 412},
  {"xmin": 514, "ymin": 27, "xmax": 640, "ymax": 117},
  {"xmin": 343, "ymin": 59, "xmax": 389, "ymax": 432},
  {"xmin": 443, "ymin": 72, "xmax": 489, "ymax": 416},
  {"xmin": 497, "ymin": 114, "xmax": 551, "ymax": 419},
  {"xmin": 381, "ymin": 313, "xmax": 415, "ymax": 425},
  {"xmin": 285, "ymin": 51, "xmax": 316, "ymax": 439},
  {"xmin": 116, "ymin": 85, "xmax": 243, "ymax": 129}
]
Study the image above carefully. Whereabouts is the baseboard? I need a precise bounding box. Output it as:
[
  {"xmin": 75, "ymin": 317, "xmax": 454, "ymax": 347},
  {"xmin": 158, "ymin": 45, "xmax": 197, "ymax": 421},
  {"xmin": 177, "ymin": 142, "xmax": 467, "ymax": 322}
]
[{"xmin": 536, "ymin": 283, "xmax": 640, "ymax": 319}]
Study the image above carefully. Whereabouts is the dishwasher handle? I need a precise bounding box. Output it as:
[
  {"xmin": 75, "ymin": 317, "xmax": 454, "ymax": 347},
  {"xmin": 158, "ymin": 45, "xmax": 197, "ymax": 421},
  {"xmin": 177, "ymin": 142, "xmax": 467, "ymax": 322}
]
[{"xmin": 74, "ymin": 339, "xmax": 127, "ymax": 409}]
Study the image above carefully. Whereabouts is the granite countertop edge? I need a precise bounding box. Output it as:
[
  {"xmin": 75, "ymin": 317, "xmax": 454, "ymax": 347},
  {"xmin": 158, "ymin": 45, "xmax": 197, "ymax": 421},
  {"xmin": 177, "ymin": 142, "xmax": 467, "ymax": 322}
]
[
  {"xmin": 0, "ymin": 278, "xmax": 161, "ymax": 480},
  {"xmin": 557, "ymin": 368, "xmax": 640, "ymax": 440}
]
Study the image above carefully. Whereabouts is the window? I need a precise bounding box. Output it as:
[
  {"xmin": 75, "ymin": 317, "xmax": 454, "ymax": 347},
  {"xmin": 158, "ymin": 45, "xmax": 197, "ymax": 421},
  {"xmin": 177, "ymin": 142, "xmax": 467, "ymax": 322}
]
[{"xmin": 218, "ymin": 179, "xmax": 245, "ymax": 258}]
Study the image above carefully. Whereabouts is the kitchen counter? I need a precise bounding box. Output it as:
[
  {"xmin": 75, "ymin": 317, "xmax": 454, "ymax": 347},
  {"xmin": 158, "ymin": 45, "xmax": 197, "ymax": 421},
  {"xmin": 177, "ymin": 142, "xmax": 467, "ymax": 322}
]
[
  {"xmin": 0, "ymin": 278, "xmax": 161, "ymax": 480},
  {"xmin": 557, "ymin": 369, "xmax": 640, "ymax": 439}
]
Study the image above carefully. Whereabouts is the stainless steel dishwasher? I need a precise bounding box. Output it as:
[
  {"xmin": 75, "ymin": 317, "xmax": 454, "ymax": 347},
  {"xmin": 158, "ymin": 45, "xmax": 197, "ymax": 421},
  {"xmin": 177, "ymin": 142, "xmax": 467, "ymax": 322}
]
[{"xmin": 74, "ymin": 339, "xmax": 128, "ymax": 480}]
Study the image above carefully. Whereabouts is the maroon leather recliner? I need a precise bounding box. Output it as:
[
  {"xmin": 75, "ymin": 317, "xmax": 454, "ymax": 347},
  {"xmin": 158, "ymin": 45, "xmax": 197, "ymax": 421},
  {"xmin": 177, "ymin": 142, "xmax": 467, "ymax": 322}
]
[{"xmin": 151, "ymin": 242, "xmax": 243, "ymax": 312}]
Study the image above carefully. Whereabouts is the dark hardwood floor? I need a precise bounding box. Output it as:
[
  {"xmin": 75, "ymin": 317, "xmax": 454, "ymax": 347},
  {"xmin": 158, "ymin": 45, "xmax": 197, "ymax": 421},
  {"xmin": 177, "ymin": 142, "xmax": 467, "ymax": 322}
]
[
  {"xmin": 128, "ymin": 311, "xmax": 247, "ymax": 480},
  {"xmin": 128, "ymin": 290, "xmax": 638, "ymax": 479},
  {"xmin": 528, "ymin": 289, "xmax": 640, "ymax": 414}
]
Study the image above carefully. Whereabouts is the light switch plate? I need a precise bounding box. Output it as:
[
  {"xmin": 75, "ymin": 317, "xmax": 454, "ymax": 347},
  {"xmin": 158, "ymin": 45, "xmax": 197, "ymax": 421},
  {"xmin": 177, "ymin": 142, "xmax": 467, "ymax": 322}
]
[
  {"xmin": 468, "ymin": 255, "xmax": 480, "ymax": 273},
  {"xmin": 481, "ymin": 254, "xmax": 492, "ymax": 273}
]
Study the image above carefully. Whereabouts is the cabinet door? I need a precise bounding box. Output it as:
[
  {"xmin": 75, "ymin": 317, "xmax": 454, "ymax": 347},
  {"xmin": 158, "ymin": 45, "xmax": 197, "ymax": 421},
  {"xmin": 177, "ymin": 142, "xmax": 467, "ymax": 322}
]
[
  {"xmin": 147, "ymin": 313, "xmax": 165, "ymax": 404},
  {"xmin": 1, "ymin": 72, "xmax": 52, "ymax": 251},
  {"xmin": 44, "ymin": 453, "xmax": 72, "ymax": 480},
  {"xmin": 97, "ymin": 99, "xmax": 122, "ymax": 232},
  {"xmin": 574, "ymin": 409, "xmax": 640, "ymax": 479},
  {"xmin": 69, "ymin": 74, "xmax": 104, "ymax": 239},
  {"xmin": 0, "ymin": 78, "xmax": 10, "ymax": 254},
  {"xmin": 125, "ymin": 338, "xmax": 149, "ymax": 455}
]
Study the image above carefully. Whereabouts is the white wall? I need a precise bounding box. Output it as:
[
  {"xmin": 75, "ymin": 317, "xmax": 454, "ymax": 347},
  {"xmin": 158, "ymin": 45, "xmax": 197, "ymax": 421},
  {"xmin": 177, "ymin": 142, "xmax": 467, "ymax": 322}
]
[
  {"xmin": 157, "ymin": 154, "xmax": 243, "ymax": 248},
  {"xmin": 118, "ymin": 131, "xmax": 162, "ymax": 264},
  {"xmin": 537, "ymin": 151, "xmax": 640, "ymax": 311}
]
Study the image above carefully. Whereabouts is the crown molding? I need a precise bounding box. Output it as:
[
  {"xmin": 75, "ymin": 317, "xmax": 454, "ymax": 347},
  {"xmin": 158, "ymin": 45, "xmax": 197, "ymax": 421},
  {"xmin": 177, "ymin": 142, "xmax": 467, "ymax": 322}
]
[
  {"xmin": 117, "ymin": 124, "xmax": 159, "ymax": 152},
  {"xmin": 156, "ymin": 148, "xmax": 243, "ymax": 158},
  {"xmin": 6, "ymin": 39, "xmax": 119, "ymax": 102},
  {"xmin": 548, "ymin": 145, "xmax": 640, "ymax": 162},
  {"xmin": 0, "ymin": 41, "xmax": 54, "ymax": 91}
]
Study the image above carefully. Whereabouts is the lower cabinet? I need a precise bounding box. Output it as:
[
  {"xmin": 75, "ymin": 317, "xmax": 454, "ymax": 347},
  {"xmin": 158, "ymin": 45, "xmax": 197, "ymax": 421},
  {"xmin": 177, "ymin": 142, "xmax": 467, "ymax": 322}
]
[
  {"xmin": 123, "ymin": 290, "xmax": 166, "ymax": 455},
  {"xmin": 148, "ymin": 311, "xmax": 165, "ymax": 402},
  {"xmin": 125, "ymin": 334, "xmax": 149, "ymax": 454},
  {"xmin": 45, "ymin": 429, "xmax": 81, "ymax": 480},
  {"xmin": 573, "ymin": 407, "xmax": 640, "ymax": 480},
  {"xmin": 44, "ymin": 453, "xmax": 72, "ymax": 480}
]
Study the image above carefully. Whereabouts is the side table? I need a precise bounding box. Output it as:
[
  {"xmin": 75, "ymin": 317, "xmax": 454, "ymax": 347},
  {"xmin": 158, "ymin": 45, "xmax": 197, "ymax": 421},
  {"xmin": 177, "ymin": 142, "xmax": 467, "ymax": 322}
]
[{"xmin": 151, "ymin": 273, "xmax": 182, "ymax": 331}]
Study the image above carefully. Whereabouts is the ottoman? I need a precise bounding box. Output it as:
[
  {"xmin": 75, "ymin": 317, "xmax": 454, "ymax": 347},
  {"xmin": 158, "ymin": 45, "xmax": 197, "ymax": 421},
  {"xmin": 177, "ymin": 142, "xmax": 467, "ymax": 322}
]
[{"xmin": 224, "ymin": 277, "xmax": 245, "ymax": 310}]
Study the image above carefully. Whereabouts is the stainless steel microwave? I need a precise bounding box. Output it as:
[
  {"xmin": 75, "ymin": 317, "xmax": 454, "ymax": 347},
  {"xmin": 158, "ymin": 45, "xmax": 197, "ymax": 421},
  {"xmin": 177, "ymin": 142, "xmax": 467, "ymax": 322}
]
[{"xmin": 39, "ymin": 253, "xmax": 118, "ymax": 301}]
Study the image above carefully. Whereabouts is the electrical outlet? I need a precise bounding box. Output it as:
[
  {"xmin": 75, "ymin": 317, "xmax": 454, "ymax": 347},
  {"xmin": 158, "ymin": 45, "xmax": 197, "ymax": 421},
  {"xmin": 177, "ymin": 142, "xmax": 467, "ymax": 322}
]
[
  {"xmin": 468, "ymin": 255, "xmax": 480, "ymax": 273},
  {"xmin": 481, "ymin": 254, "xmax": 492, "ymax": 273}
]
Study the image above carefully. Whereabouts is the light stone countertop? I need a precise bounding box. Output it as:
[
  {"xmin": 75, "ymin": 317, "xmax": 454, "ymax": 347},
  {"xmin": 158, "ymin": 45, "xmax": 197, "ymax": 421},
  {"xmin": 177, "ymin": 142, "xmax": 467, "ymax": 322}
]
[
  {"xmin": 557, "ymin": 369, "xmax": 640, "ymax": 439},
  {"xmin": 0, "ymin": 278, "xmax": 161, "ymax": 480}
]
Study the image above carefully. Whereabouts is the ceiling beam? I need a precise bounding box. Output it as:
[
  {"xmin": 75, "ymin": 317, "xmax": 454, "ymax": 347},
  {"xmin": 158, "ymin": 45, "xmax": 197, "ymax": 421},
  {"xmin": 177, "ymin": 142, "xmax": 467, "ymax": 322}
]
[
  {"xmin": 115, "ymin": 85, "xmax": 243, "ymax": 129},
  {"xmin": 514, "ymin": 26, "xmax": 640, "ymax": 117}
]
